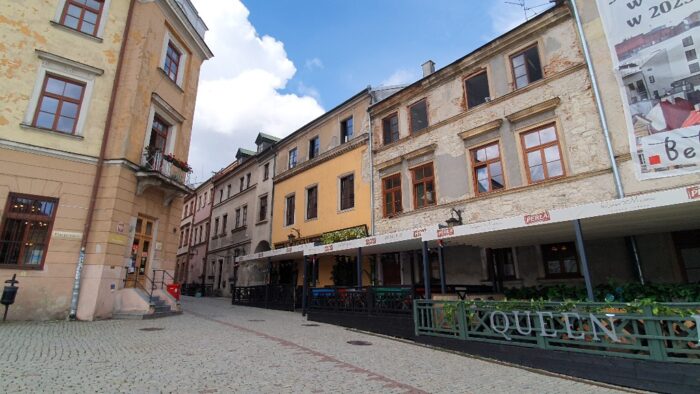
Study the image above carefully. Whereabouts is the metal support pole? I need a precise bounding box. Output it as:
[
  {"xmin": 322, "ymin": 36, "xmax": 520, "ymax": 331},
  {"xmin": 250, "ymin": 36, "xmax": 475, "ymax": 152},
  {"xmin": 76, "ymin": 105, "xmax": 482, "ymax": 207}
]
[
  {"xmin": 356, "ymin": 247, "xmax": 363, "ymax": 288},
  {"xmin": 422, "ymin": 241, "xmax": 431, "ymax": 299},
  {"xmin": 311, "ymin": 256, "xmax": 317, "ymax": 287},
  {"xmin": 573, "ymin": 219, "xmax": 595, "ymax": 301},
  {"xmin": 265, "ymin": 257, "xmax": 272, "ymax": 308},
  {"xmin": 438, "ymin": 242, "xmax": 446, "ymax": 294},
  {"xmin": 301, "ymin": 256, "xmax": 309, "ymax": 316}
]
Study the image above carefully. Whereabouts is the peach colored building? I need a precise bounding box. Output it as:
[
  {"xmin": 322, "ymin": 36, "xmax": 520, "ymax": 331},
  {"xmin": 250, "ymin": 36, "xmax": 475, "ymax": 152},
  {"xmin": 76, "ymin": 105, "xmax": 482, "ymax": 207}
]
[{"xmin": 0, "ymin": 0, "xmax": 212, "ymax": 320}]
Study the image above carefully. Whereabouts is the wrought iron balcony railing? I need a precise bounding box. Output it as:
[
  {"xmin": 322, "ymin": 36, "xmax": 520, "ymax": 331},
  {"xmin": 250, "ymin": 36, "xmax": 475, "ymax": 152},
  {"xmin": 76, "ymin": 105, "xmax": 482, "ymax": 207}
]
[{"xmin": 140, "ymin": 150, "xmax": 190, "ymax": 186}]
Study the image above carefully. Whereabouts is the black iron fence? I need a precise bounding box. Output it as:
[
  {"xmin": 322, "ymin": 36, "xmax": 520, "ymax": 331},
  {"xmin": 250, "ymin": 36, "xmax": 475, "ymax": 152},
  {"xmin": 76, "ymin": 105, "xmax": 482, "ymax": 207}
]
[{"xmin": 232, "ymin": 284, "xmax": 298, "ymax": 311}]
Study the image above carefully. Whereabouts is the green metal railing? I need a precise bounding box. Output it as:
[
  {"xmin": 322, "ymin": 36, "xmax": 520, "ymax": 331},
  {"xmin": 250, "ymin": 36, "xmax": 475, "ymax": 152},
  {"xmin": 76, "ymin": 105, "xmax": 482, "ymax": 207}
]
[{"xmin": 414, "ymin": 300, "xmax": 700, "ymax": 363}]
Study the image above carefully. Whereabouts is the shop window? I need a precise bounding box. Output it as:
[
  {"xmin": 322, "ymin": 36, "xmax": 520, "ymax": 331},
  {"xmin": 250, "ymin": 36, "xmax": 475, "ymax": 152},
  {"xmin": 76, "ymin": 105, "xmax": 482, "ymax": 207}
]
[
  {"xmin": 411, "ymin": 163, "xmax": 436, "ymax": 209},
  {"xmin": 382, "ymin": 113, "xmax": 399, "ymax": 145},
  {"xmin": 382, "ymin": 174, "xmax": 402, "ymax": 217},
  {"xmin": 521, "ymin": 124, "xmax": 564, "ymax": 184},
  {"xmin": 542, "ymin": 242, "xmax": 580, "ymax": 278},
  {"xmin": 409, "ymin": 99, "xmax": 428, "ymax": 133},
  {"xmin": 465, "ymin": 70, "xmax": 490, "ymax": 108},
  {"xmin": 511, "ymin": 45, "xmax": 543, "ymax": 89},
  {"xmin": 470, "ymin": 142, "xmax": 504, "ymax": 194},
  {"xmin": 0, "ymin": 194, "xmax": 58, "ymax": 269}
]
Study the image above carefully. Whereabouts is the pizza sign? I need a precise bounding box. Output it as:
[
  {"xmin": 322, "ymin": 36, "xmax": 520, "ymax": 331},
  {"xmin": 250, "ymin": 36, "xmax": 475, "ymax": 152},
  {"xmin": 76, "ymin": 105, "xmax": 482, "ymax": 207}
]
[{"xmin": 524, "ymin": 211, "xmax": 551, "ymax": 225}]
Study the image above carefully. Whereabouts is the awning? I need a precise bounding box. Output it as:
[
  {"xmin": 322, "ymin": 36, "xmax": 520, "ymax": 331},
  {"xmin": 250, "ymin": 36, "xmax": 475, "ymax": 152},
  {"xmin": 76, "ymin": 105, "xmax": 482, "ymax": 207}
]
[
  {"xmin": 304, "ymin": 225, "xmax": 438, "ymax": 257},
  {"xmin": 236, "ymin": 243, "xmax": 315, "ymax": 263},
  {"xmin": 423, "ymin": 184, "xmax": 700, "ymax": 248}
]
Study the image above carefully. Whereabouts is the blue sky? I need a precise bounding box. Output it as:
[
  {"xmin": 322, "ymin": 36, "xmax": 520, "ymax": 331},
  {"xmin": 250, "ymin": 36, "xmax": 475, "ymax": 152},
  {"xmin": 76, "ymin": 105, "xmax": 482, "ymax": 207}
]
[{"xmin": 189, "ymin": 0, "xmax": 552, "ymax": 181}]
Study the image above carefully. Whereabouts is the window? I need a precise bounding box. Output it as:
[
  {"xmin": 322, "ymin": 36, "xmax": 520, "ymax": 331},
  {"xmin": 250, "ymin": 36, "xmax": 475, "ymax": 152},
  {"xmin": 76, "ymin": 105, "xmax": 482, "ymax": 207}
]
[
  {"xmin": 33, "ymin": 74, "xmax": 85, "ymax": 134},
  {"xmin": 309, "ymin": 137, "xmax": 320, "ymax": 159},
  {"xmin": 194, "ymin": 227, "xmax": 198, "ymax": 244},
  {"xmin": 489, "ymin": 248, "xmax": 517, "ymax": 281},
  {"xmin": 687, "ymin": 49, "xmax": 697, "ymax": 62},
  {"xmin": 627, "ymin": 83, "xmax": 636, "ymax": 91},
  {"xmin": 221, "ymin": 214, "xmax": 227, "ymax": 235},
  {"xmin": 683, "ymin": 36, "xmax": 694, "ymax": 47},
  {"xmin": 465, "ymin": 71, "xmax": 490, "ymax": 108},
  {"xmin": 0, "ymin": 194, "xmax": 57, "ymax": 269},
  {"xmin": 285, "ymin": 195, "xmax": 295, "ymax": 226},
  {"xmin": 288, "ymin": 148, "xmax": 298, "ymax": 169},
  {"xmin": 382, "ymin": 113, "xmax": 399, "ymax": 145},
  {"xmin": 471, "ymin": 142, "xmax": 505, "ymax": 194},
  {"xmin": 409, "ymin": 99, "xmax": 428, "ymax": 133},
  {"xmin": 521, "ymin": 124, "xmax": 564, "ymax": 184},
  {"xmin": 227, "ymin": 184, "xmax": 231, "ymax": 199},
  {"xmin": 306, "ymin": 186, "xmax": 318, "ymax": 220},
  {"xmin": 635, "ymin": 80, "xmax": 648, "ymax": 100},
  {"xmin": 246, "ymin": 173, "xmax": 251, "ymax": 188},
  {"xmin": 60, "ymin": 0, "xmax": 104, "ymax": 36},
  {"xmin": 340, "ymin": 117, "xmax": 353, "ymax": 143},
  {"xmin": 242, "ymin": 205, "xmax": 247, "ymax": 227},
  {"xmin": 648, "ymin": 75, "xmax": 655, "ymax": 84},
  {"xmin": 163, "ymin": 42, "xmax": 181, "ymax": 82},
  {"xmin": 263, "ymin": 163, "xmax": 270, "ymax": 180},
  {"xmin": 340, "ymin": 174, "xmax": 355, "ymax": 211},
  {"xmin": 511, "ymin": 45, "xmax": 543, "ymax": 89},
  {"xmin": 542, "ymin": 242, "xmax": 579, "ymax": 278},
  {"xmin": 235, "ymin": 208, "xmax": 241, "ymax": 228},
  {"xmin": 184, "ymin": 228, "xmax": 189, "ymax": 246},
  {"xmin": 258, "ymin": 195, "xmax": 268, "ymax": 222},
  {"xmin": 239, "ymin": 177, "xmax": 244, "ymax": 192},
  {"xmin": 219, "ymin": 189, "xmax": 223, "ymax": 202},
  {"xmin": 411, "ymin": 163, "xmax": 436, "ymax": 209},
  {"xmin": 213, "ymin": 217, "xmax": 219, "ymax": 237},
  {"xmin": 382, "ymin": 174, "xmax": 402, "ymax": 217},
  {"xmin": 690, "ymin": 63, "xmax": 700, "ymax": 74}
]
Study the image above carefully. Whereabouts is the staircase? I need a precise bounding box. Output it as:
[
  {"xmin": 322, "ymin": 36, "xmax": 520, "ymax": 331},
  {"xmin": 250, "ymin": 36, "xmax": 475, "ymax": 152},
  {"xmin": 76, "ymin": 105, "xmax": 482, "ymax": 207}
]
[
  {"xmin": 113, "ymin": 270, "xmax": 182, "ymax": 320},
  {"xmin": 147, "ymin": 294, "xmax": 181, "ymax": 319}
]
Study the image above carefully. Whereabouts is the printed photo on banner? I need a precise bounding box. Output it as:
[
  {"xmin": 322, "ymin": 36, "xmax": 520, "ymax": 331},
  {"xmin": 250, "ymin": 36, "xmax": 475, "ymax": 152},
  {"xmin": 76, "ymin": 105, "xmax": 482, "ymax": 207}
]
[{"xmin": 596, "ymin": 0, "xmax": 700, "ymax": 179}]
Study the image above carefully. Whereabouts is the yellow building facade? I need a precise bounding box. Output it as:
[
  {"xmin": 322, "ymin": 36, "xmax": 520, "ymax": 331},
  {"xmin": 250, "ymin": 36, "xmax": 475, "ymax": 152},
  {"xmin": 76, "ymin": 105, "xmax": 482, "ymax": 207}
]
[{"xmin": 0, "ymin": 0, "xmax": 212, "ymax": 320}]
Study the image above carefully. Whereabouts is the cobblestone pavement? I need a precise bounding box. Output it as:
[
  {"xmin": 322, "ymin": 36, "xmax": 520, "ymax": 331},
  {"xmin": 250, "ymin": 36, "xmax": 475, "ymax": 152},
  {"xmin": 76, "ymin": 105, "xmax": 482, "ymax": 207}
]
[{"xmin": 0, "ymin": 297, "xmax": 632, "ymax": 393}]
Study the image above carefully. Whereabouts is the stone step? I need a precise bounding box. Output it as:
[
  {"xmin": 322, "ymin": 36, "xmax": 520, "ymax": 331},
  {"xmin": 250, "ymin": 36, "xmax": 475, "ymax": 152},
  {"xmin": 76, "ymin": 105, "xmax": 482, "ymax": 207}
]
[{"xmin": 143, "ymin": 310, "xmax": 182, "ymax": 320}]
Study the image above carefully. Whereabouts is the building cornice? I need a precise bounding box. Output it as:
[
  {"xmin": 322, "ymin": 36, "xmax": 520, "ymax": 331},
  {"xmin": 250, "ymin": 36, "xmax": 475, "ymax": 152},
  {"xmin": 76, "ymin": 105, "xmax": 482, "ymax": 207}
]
[
  {"xmin": 156, "ymin": 0, "xmax": 213, "ymax": 60},
  {"xmin": 273, "ymin": 133, "xmax": 368, "ymax": 184},
  {"xmin": 0, "ymin": 138, "xmax": 98, "ymax": 164}
]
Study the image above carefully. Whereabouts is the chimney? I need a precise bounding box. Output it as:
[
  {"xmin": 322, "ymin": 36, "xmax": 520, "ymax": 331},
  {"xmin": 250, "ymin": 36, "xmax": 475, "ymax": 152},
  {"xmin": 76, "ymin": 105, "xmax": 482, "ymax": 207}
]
[{"xmin": 422, "ymin": 60, "xmax": 435, "ymax": 77}]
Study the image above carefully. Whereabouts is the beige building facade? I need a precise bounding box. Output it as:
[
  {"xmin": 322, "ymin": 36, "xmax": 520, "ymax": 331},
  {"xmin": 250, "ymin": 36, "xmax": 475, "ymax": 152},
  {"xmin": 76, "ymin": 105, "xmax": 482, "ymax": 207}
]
[{"xmin": 0, "ymin": 0, "xmax": 212, "ymax": 320}]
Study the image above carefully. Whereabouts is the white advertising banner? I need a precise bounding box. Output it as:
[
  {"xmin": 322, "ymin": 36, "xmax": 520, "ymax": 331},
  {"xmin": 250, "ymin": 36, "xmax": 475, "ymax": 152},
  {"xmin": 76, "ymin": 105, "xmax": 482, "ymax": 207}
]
[{"xmin": 595, "ymin": 0, "xmax": 700, "ymax": 179}]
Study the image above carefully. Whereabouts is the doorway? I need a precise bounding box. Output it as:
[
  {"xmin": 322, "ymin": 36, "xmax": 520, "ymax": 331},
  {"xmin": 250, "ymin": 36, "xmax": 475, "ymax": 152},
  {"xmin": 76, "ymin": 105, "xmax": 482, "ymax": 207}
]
[
  {"xmin": 673, "ymin": 230, "xmax": 700, "ymax": 283},
  {"xmin": 127, "ymin": 216, "xmax": 155, "ymax": 287}
]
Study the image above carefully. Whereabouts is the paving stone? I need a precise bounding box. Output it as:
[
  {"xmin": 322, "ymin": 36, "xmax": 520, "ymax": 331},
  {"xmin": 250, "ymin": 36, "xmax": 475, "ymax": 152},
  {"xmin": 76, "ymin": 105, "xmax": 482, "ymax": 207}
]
[{"xmin": 0, "ymin": 296, "xmax": 631, "ymax": 393}]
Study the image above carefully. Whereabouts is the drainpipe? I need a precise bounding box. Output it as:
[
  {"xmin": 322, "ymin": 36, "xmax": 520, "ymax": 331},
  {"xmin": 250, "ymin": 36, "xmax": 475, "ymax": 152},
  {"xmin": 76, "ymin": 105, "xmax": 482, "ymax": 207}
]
[
  {"xmin": 69, "ymin": 0, "xmax": 137, "ymax": 320},
  {"xmin": 367, "ymin": 106, "xmax": 376, "ymax": 236},
  {"xmin": 568, "ymin": 0, "xmax": 644, "ymax": 284}
]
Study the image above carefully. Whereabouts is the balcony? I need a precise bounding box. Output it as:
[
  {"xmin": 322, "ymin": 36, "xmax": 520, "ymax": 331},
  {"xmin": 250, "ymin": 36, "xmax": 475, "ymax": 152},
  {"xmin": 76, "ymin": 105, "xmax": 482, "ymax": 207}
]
[{"xmin": 136, "ymin": 149, "xmax": 192, "ymax": 205}]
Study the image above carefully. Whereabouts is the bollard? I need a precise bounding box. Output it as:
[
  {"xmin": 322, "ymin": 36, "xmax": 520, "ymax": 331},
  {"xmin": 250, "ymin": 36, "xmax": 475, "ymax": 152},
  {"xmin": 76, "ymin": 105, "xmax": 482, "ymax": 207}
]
[{"xmin": 2, "ymin": 274, "xmax": 20, "ymax": 322}]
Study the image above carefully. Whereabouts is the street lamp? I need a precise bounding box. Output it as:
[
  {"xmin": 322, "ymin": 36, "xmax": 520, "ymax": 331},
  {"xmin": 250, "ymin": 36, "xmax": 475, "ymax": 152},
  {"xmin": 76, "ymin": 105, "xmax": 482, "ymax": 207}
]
[{"xmin": 443, "ymin": 208, "xmax": 463, "ymax": 228}]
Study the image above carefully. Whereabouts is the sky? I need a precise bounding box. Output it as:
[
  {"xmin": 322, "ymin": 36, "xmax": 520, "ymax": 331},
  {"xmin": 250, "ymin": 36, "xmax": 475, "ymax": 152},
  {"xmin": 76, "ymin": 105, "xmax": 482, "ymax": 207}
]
[{"xmin": 188, "ymin": 0, "xmax": 554, "ymax": 183}]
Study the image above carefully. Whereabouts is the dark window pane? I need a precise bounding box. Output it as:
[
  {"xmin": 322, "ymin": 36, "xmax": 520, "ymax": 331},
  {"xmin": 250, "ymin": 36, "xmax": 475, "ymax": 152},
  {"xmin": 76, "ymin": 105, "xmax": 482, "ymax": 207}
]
[
  {"xmin": 410, "ymin": 100, "xmax": 428, "ymax": 132},
  {"xmin": 466, "ymin": 72, "xmax": 490, "ymax": 108}
]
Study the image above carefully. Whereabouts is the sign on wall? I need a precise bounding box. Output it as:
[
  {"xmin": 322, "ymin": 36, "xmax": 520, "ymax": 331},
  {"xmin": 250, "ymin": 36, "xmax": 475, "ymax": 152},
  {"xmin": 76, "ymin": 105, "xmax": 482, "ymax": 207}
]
[{"xmin": 595, "ymin": 0, "xmax": 700, "ymax": 179}]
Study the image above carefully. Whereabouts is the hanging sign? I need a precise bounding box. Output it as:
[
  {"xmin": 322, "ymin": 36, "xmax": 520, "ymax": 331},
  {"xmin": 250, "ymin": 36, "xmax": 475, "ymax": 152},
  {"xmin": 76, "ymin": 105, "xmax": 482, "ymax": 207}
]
[{"xmin": 595, "ymin": 0, "xmax": 700, "ymax": 179}]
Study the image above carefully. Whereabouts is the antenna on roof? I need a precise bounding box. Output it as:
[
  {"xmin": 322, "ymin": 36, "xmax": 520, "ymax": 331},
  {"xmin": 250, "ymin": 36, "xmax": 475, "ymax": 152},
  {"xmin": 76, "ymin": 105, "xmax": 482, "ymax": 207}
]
[{"xmin": 504, "ymin": 0, "xmax": 553, "ymax": 21}]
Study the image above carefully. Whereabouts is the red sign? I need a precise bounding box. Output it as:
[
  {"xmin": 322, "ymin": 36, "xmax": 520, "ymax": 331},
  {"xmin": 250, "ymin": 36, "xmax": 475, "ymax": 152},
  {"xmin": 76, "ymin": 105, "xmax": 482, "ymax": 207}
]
[
  {"xmin": 437, "ymin": 227, "xmax": 454, "ymax": 238},
  {"xmin": 365, "ymin": 237, "xmax": 376, "ymax": 246},
  {"xmin": 412, "ymin": 228, "xmax": 426, "ymax": 238},
  {"xmin": 687, "ymin": 186, "xmax": 700, "ymax": 200},
  {"xmin": 524, "ymin": 211, "xmax": 551, "ymax": 225},
  {"xmin": 324, "ymin": 245, "xmax": 333, "ymax": 252}
]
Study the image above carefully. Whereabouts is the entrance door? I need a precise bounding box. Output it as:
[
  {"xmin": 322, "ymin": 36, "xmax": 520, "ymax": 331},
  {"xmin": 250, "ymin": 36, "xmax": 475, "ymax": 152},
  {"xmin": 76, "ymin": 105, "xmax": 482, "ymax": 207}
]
[
  {"xmin": 381, "ymin": 253, "xmax": 402, "ymax": 285},
  {"xmin": 127, "ymin": 216, "xmax": 155, "ymax": 286},
  {"xmin": 674, "ymin": 230, "xmax": 700, "ymax": 283}
]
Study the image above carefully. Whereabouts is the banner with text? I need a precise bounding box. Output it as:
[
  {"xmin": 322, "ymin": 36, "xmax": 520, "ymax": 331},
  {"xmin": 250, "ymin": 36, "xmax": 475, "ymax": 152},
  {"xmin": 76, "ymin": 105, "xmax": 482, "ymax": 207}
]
[{"xmin": 596, "ymin": 0, "xmax": 700, "ymax": 179}]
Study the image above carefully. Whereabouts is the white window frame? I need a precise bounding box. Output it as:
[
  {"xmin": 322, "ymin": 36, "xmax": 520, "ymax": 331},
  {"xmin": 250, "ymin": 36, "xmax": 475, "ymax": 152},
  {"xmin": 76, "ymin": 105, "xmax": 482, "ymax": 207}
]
[
  {"xmin": 142, "ymin": 95, "xmax": 184, "ymax": 156},
  {"xmin": 159, "ymin": 30, "xmax": 188, "ymax": 87},
  {"xmin": 23, "ymin": 50, "xmax": 103, "ymax": 137},
  {"xmin": 53, "ymin": 0, "xmax": 112, "ymax": 39}
]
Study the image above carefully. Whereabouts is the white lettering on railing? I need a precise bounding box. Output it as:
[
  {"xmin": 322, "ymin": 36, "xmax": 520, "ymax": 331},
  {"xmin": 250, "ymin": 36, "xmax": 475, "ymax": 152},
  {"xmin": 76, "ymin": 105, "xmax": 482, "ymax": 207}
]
[
  {"xmin": 693, "ymin": 315, "xmax": 700, "ymax": 344},
  {"xmin": 536, "ymin": 311, "xmax": 558, "ymax": 337},
  {"xmin": 562, "ymin": 313, "xmax": 585, "ymax": 340},
  {"xmin": 513, "ymin": 311, "xmax": 533, "ymax": 335},
  {"xmin": 490, "ymin": 311, "xmax": 511, "ymax": 341},
  {"xmin": 589, "ymin": 314, "xmax": 619, "ymax": 342}
]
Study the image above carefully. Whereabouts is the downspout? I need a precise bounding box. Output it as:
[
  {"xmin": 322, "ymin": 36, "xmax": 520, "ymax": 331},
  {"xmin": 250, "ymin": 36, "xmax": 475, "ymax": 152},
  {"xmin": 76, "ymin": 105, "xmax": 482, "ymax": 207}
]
[
  {"xmin": 367, "ymin": 102, "xmax": 376, "ymax": 236},
  {"xmin": 568, "ymin": 0, "xmax": 645, "ymax": 284},
  {"xmin": 69, "ymin": 0, "xmax": 137, "ymax": 320}
]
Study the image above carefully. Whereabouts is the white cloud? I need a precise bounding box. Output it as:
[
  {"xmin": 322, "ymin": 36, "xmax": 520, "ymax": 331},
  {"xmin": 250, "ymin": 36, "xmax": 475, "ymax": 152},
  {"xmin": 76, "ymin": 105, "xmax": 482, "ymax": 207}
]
[
  {"xmin": 188, "ymin": 0, "xmax": 325, "ymax": 179},
  {"xmin": 297, "ymin": 81, "xmax": 321, "ymax": 102},
  {"xmin": 380, "ymin": 68, "xmax": 419, "ymax": 87},
  {"xmin": 305, "ymin": 57, "xmax": 324, "ymax": 70}
]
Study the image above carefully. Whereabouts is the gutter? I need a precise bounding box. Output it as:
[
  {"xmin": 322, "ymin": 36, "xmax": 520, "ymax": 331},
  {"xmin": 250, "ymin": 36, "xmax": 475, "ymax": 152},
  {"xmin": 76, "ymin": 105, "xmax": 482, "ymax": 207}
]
[{"xmin": 69, "ymin": 0, "xmax": 137, "ymax": 320}]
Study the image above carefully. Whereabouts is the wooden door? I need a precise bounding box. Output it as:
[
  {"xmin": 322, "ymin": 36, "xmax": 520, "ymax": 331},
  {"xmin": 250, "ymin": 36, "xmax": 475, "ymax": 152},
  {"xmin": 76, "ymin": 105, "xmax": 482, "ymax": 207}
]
[{"xmin": 126, "ymin": 216, "xmax": 155, "ymax": 286}]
